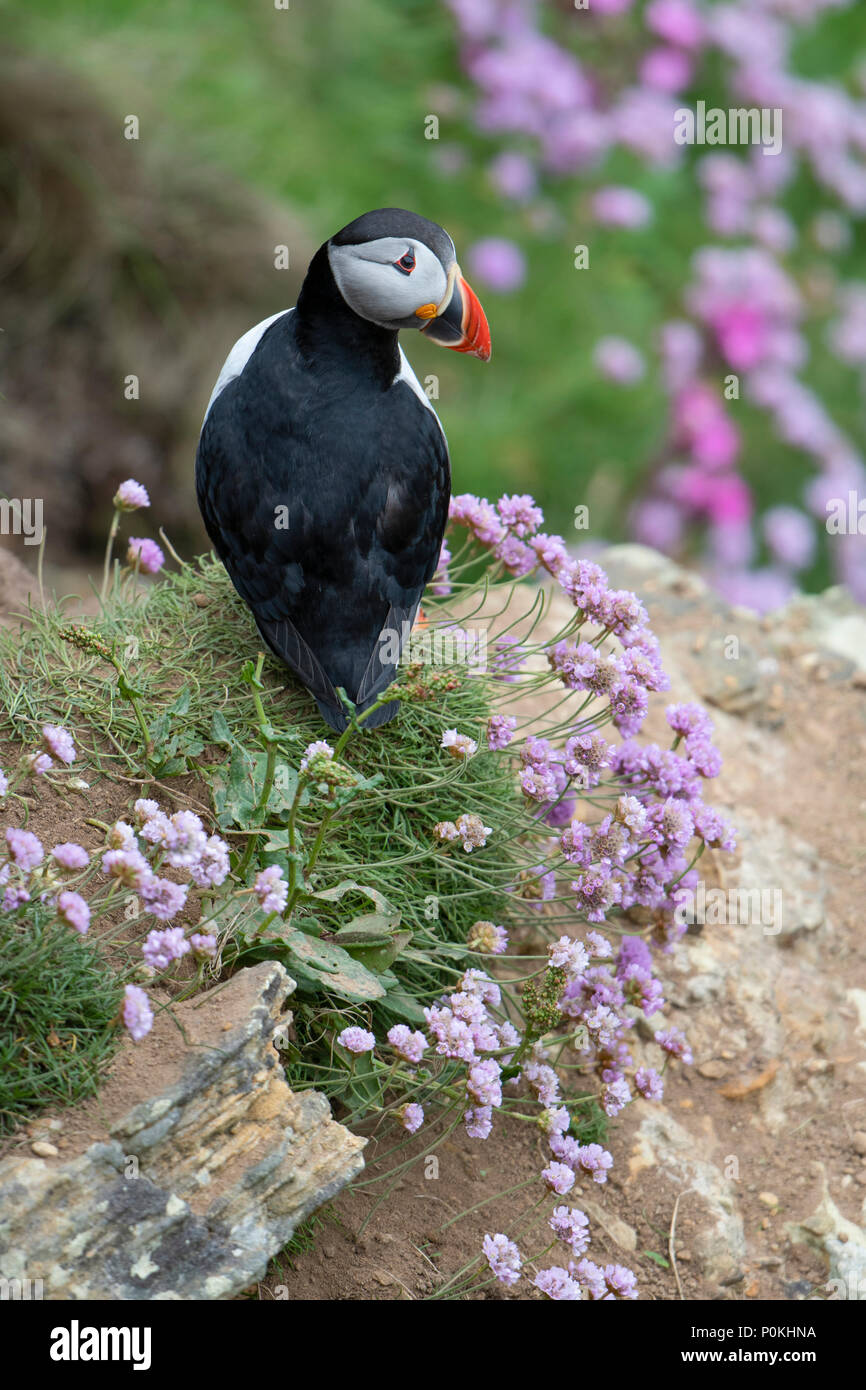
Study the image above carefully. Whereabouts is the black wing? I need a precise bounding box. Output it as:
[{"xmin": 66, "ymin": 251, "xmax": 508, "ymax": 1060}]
[{"xmin": 195, "ymin": 317, "xmax": 450, "ymax": 728}]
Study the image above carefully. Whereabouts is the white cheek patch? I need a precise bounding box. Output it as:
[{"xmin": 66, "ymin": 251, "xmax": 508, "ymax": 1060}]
[{"xmin": 329, "ymin": 239, "xmax": 448, "ymax": 328}]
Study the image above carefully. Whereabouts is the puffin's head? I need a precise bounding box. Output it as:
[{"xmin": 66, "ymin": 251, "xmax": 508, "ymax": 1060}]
[{"xmin": 327, "ymin": 208, "xmax": 491, "ymax": 361}]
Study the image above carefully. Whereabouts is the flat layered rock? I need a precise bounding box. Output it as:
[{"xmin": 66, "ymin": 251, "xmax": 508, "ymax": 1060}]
[{"xmin": 0, "ymin": 962, "xmax": 364, "ymax": 1300}]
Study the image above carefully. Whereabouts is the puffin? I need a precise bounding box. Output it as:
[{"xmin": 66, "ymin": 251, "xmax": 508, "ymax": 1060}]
[{"xmin": 196, "ymin": 208, "xmax": 491, "ymax": 731}]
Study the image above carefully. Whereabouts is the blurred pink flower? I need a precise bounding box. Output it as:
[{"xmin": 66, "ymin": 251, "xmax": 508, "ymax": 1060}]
[
  {"xmin": 659, "ymin": 319, "xmax": 703, "ymax": 389},
  {"xmin": 594, "ymin": 336, "xmax": 646, "ymax": 384},
  {"xmin": 762, "ymin": 505, "xmax": 816, "ymax": 572},
  {"xmin": 711, "ymin": 566, "xmax": 794, "ymax": 614},
  {"xmin": 710, "ymin": 303, "xmax": 770, "ymax": 371},
  {"xmin": 639, "ymin": 46, "xmax": 693, "ymax": 93},
  {"xmin": 675, "ymin": 469, "xmax": 752, "ymax": 525},
  {"xmin": 467, "ymin": 237, "xmax": 527, "ymax": 291},
  {"xmin": 630, "ymin": 498, "xmax": 685, "ymax": 552},
  {"xmin": 488, "ymin": 150, "xmax": 537, "ymax": 201},
  {"xmin": 591, "ymin": 185, "xmax": 653, "ymax": 228},
  {"xmin": 645, "ymin": 0, "xmax": 704, "ymax": 49},
  {"xmin": 673, "ymin": 382, "xmax": 741, "ymax": 470}
]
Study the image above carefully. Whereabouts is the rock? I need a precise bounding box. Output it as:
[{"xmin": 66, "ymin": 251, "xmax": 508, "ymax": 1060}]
[
  {"xmin": 786, "ymin": 1163, "xmax": 866, "ymax": 1299},
  {"xmin": 759, "ymin": 1192, "xmax": 781, "ymax": 1209},
  {"xmin": 779, "ymin": 587, "xmax": 866, "ymax": 674},
  {"xmin": 853, "ymin": 1132, "xmax": 866, "ymax": 1156},
  {"xmin": 580, "ymin": 1198, "xmax": 637, "ymax": 1253},
  {"xmin": 629, "ymin": 1105, "xmax": 746, "ymax": 1283},
  {"xmin": 0, "ymin": 962, "xmax": 364, "ymax": 1299},
  {"xmin": 697, "ymin": 1060, "xmax": 728, "ymax": 1080},
  {"xmin": 29, "ymin": 1142, "xmax": 59, "ymax": 1158}
]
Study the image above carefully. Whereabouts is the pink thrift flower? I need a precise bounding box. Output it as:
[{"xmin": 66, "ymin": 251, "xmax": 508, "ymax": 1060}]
[
  {"xmin": 549, "ymin": 1205, "xmax": 591, "ymax": 1256},
  {"xmin": 142, "ymin": 926, "xmax": 191, "ymax": 971},
  {"xmin": 542, "ymin": 1161, "xmax": 576, "ymax": 1196},
  {"xmin": 482, "ymin": 1233, "xmax": 522, "ymax": 1286},
  {"xmin": 591, "ymin": 185, "xmax": 653, "ymax": 229},
  {"xmin": 386, "ymin": 1025, "xmax": 427, "ymax": 1065},
  {"xmin": 102, "ymin": 847, "xmax": 150, "ymax": 890},
  {"xmin": 113, "ymin": 479, "xmax": 150, "ymax": 511},
  {"xmin": 126, "ymin": 538, "xmax": 164, "ymax": 575},
  {"xmin": 441, "ymin": 729, "xmax": 477, "ymax": 760},
  {"xmin": 6, "ymin": 827, "xmax": 44, "ymax": 872},
  {"xmin": 189, "ymin": 836, "xmax": 231, "ymax": 889},
  {"xmin": 464, "ymin": 1105, "xmax": 493, "ymax": 1139},
  {"xmin": 594, "ymin": 336, "xmax": 646, "ymax": 384},
  {"xmin": 51, "ymin": 843, "xmax": 90, "ymax": 871},
  {"xmin": 398, "ymin": 1102, "xmax": 424, "ymax": 1134},
  {"xmin": 123, "ymin": 984, "xmax": 154, "ymax": 1042},
  {"xmin": 139, "ymin": 876, "xmax": 188, "ymax": 922},
  {"xmin": 486, "ymin": 715, "xmax": 517, "ymax": 750},
  {"xmin": 338, "ymin": 1026, "xmax": 376, "ymax": 1054},
  {"xmin": 467, "ymin": 237, "xmax": 526, "ymax": 293},
  {"xmin": 42, "ymin": 724, "xmax": 76, "ymax": 765},
  {"xmin": 189, "ymin": 932, "xmax": 217, "ymax": 958},
  {"xmin": 57, "ymin": 890, "xmax": 91, "ymax": 935},
  {"xmin": 253, "ymin": 865, "xmax": 287, "ymax": 914}
]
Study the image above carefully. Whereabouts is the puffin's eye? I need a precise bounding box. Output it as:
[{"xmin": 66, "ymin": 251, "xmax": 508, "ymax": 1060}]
[{"xmin": 394, "ymin": 249, "xmax": 416, "ymax": 274}]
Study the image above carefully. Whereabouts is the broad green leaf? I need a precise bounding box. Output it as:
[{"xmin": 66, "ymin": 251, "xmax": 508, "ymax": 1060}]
[
  {"xmin": 332, "ymin": 912, "xmax": 403, "ymax": 944},
  {"xmin": 341, "ymin": 929, "xmax": 413, "ymax": 974},
  {"xmin": 263, "ymin": 924, "xmax": 385, "ymax": 1002},
  {"xmin": 210, "ymin": 711, "xmax": 233, "ymax": 746},
  {"xmin": 168, "ymin": 687, "xmax": 191, "ymax": 716},
  {"xmin": 309, "ymin": 880, "xmax": 399, "ymax": 919}
]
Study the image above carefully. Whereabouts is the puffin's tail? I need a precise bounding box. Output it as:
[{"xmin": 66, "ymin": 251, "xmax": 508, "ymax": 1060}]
[{"xmin": 313, "ymin": 694, "xmax": 400, "ymax": 732}]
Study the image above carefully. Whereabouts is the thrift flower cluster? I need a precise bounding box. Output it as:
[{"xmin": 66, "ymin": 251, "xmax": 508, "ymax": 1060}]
[{"xmin": 441, "ymin": 1, "xmax": 866, "ymax": 609}]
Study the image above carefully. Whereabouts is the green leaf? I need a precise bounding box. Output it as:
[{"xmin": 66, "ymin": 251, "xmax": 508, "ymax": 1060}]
[
  {"xmin": 210, "ymin": 750, "xmax": 306, "ymax": 829},
  {"xmin": 332, "ymin": 912, "xmax": 403, "ymax": 944},
  {"xmin": 341, "ymin": 929, "xmax": 412, "ymax": 974},
  {"xmin": 263, "ymin": 923, "xmax": 385, "ymax": 1002},
  {"xmin": 210, "ymin": 711, "xmax": 233, "ymax": 746},
  {"xmin": 310, "ymin": 880, "xmax": 399, "ymax": 920},
  {"xmin": 642, "ymin": 1251, "xmax": 670, "ymax": 1269},
  {"xmin": 211, "ymin": 746, "xmax": 261, "ymax": 828},
  {"xmin": 168, "ymin": 687, "xmax": 191, "ymax": 716},
  {"xmin": 117, "ymin": 673, "xmax": 145, "ymax": 701},
  {"xmin": 379, "ymin": 982, "xmax": 428, "ymax": 1026}
]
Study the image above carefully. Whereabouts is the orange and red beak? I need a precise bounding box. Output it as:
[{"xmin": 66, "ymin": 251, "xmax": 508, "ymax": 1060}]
[{"xmin": 418, "ymin": 265, "xmax": 491, "ymax": 362}]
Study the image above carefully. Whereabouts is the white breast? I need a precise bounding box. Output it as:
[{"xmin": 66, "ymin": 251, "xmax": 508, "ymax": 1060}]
[
  {"xmin": 395, "ymin": 347, "xmax": 445, "ymax": 436},
  {"xmin": 201, "ymin": 309, "xmax": 294, "ymax": 427}
]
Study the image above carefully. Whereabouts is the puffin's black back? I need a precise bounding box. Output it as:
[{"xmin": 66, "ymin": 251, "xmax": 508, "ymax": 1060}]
[{"xmin": 195, "ymin": 242, "xmax": 450, "ymax": 730}]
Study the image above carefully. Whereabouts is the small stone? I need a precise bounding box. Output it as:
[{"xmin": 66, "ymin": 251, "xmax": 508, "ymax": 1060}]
[
  {"xmin": 758, "ymin": 1256, "xmax": 782, "ymax": 1268},
  {"xmin": 31, "ymin": 1141, "xmax": 59, "ymax": 1158},
  {"xmin": 854, "ymin": 1171, "xmax": 866, "ymax": 1187},
  {"xmin": 698, "ymin": 1059, "xmax": 728, "ymax": 1080},
  {"xmin": 676, "ymin": 1250, "xmax": 693, "ymax": 1262},
  {"xmin": 720, "ymin": 1269, "xmax": 745, "ymax": 1286},
  {"xmin": 852, "ymin": 1131, "xmax": 866, "ymax": 1156},
  {"xmin": 758, "ymin": 1191, "xmax": 780, "ymax": 1209}
]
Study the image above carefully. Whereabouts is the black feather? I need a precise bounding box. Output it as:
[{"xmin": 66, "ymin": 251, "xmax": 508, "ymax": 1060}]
[{"xmin": 195, "ymin": 243, "xmax": 450, "ymax": 731}]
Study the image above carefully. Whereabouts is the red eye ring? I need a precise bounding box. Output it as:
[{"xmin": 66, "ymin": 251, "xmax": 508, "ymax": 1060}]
[{"xmin": 395, "ymin": 249, "xmax": 416, "ymax": 275}]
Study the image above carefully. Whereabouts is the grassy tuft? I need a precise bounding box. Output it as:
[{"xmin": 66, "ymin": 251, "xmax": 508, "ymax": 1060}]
[{"xmin": 0, "ymin": 904, "xmax": 123, "ymax": 1135}]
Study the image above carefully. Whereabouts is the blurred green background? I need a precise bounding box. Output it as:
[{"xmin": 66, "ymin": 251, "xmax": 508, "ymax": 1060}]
[{"xmin": 2, "ymin": 0, "xmax": 865, "ymax": 600}]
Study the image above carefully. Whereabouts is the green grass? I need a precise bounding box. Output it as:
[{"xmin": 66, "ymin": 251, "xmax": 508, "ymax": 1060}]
[
  {"xmin": 0, "ymin": 544, "xmax": 575, "ymax": 1121},
  {"xmin": 0, "ymin": 905, "xmax": 122, "ymax": 1135}
]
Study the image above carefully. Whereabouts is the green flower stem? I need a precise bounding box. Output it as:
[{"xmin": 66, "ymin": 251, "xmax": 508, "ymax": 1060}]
[{"xmin": 100, "ymin": 508, "xmax": 121, "ymax": 602}]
